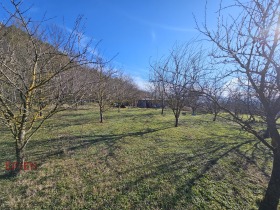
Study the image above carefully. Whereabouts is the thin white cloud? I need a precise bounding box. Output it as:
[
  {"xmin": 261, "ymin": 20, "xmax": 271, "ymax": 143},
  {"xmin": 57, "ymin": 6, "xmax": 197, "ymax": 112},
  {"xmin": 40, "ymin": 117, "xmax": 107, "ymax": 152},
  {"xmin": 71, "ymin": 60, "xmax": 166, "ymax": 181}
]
[
  {"xmin": 156, "ymin": 24, "xmax": 196, "ymax": 32},
  {"xmin": 132, "ymin": 76, "xmax": 151, "ymax": 91},
  {"xmin": 122, "ymin": 12, "xmax": 195, "ymax": 33},
  {"xmin": 151, "ymin": 30, "xmax": 156, "ymax": 41}
]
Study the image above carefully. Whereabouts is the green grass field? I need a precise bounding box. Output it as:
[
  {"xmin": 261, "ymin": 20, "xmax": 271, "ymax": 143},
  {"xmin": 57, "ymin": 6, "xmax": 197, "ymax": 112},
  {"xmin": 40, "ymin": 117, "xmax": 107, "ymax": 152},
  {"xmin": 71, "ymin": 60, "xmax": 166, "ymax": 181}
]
[{"xmin": 0, "ymin": 106, "xmax": 274, "ymax": 209}]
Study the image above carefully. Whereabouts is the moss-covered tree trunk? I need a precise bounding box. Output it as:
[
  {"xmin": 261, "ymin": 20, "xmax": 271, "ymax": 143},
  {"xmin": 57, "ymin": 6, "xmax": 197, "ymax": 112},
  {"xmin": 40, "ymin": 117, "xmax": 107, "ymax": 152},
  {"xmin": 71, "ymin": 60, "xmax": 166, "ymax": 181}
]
[{"xmin": 13, "ymin": 126, "xmax": 27, "ymax": 175}]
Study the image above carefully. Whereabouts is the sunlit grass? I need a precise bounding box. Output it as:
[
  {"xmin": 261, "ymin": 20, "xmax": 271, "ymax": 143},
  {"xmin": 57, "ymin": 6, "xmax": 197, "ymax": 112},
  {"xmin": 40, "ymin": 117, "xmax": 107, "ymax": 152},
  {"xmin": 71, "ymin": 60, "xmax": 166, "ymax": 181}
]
[{"xmin": 0, "ymin": 105, "xmax": 274, "ymax": 209}]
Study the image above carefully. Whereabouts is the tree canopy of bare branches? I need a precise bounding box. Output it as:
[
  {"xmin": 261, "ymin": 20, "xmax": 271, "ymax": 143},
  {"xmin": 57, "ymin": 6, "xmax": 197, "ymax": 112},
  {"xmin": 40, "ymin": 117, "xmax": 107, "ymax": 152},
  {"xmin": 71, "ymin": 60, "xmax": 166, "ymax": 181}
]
[
  {"xmin": 0, "ymin": 0, "xmax": 98, "ymax": 174},
  {"xmin": 197, "ymin": 0, "xmax": 280, "ymax": 208},
  {"xmin": 150, "ymin": 42, "xmax": 205, "ymax": 127},
  {"xmin": 91, "ymin": 58, "xmax": 117, "ymax": 123}
]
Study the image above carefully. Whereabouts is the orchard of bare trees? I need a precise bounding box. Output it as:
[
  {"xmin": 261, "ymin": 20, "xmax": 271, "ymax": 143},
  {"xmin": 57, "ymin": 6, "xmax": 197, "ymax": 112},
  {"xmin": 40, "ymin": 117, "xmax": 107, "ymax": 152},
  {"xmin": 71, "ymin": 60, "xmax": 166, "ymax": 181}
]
[
  {"xmin": 150, "ymin": 0, "xmax": 280, "ymax": 208},
  {"xmin": 0, "ymin": 0, "xmax": 142, "ymax": 175},
  {"xmin": 0, "ymin": 0, "xmax": 280, "ymax": 209}
]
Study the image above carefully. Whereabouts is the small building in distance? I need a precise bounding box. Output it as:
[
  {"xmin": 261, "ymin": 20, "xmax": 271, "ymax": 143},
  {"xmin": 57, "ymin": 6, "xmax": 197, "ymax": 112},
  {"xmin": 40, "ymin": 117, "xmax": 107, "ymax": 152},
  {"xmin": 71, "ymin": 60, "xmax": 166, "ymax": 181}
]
[{"xmin": 137, "ymin": 99, "xmax": 162, "ymax": 108}]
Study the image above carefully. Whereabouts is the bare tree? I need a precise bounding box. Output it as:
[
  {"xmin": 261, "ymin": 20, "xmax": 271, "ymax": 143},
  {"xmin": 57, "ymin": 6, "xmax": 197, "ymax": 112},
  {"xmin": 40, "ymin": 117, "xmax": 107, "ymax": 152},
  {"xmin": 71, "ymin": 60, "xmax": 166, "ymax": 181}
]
[
  {"xmin": 197, "ymin": 0, "xmax": 280, "ymax": 208},
  {"xmin": 203, "ymin": 76, "xmax": 225, "ymax": 121},
  {"xmin": 111, "ymin": 73, "xmax": 138, "ymax": 112},
  {"xmin": 150, "ymin": 57, "xmax": 168, "ymax": 115},
  {"xmin": 92, "ymin": 58, "xmax": 117, "ymax": 123},
  {"xmin": 0, "ymin": 0, "xmax": 97, "ymax": 175},
  {"xmin": 151, "ymin": 43, "xmax": 204, "ymax": 127},
  {"xmin": 124, "ymin": 80, "xmax": 143, "ymax": 107},
  {"xmin": 186, "ymin": 90, "xmax": 201, "ymax": 116}
]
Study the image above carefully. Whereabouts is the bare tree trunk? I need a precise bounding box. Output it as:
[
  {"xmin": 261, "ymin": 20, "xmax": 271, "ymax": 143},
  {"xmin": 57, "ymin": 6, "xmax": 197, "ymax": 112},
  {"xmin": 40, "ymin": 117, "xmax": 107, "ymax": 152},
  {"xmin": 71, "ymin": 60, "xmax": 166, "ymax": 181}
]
[
  {"xmin": 39, "ymin": 103, "xmax": 43, "ymax": 116},
  {"xmin": 259, "ymin": 148, "xmax": 280, "ymax": 210},
  {"xmin": 117, "ymin": 97, "xmax": 121, "ymax": 113},
  {"xmin": 175, "ymin": 116, "xmax": 179, "ymax": 127},
  {"xmin": 13, "ymin": 132, "xmax": 26, "ymax": 175},
  {"xmin": 99, "ymin": 107, "xmax": 103, "ymax": 123},
  {"xmin": 213, "ymin": 104, "xmax": 218, "ymax": 121},
  {"xmin": 13, "ymin": 99, "xmax": 28, "ymax": 174},
  {"xmin": 191, "ymin": 107, "xmax": 196, "ymax": 116},
  {"xmin": 74, "ymin": 101, "xmax": 78, "ymax": 110},
  {"xmin": 14, "ymin": 146, "xmax": 25, "ymax": 175},
  {"xmin": 161, "ymin": 98, "xmax": 164, "ymax": 115},
  {"xmin": 213, "ymin": 112, "xmax": 217, "ymax": 121}
]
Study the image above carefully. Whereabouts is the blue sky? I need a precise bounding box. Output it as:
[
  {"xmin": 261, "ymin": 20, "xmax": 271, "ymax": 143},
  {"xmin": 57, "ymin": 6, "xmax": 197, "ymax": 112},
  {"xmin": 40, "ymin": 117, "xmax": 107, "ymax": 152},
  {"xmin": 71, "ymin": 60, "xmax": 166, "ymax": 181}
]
[{"xmin": 1, "ymin": 0, "xmax": 223, "ymax": 89}]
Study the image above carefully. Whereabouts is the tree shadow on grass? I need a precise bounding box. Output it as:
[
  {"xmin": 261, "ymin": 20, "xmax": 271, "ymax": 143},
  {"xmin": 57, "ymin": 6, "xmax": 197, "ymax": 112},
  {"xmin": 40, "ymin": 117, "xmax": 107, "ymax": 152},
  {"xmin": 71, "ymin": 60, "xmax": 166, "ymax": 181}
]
[
  {"xmin": 21, "ymin": 126, "xmax": 171, "ymax": 169},
  {"xmin": 0, "ymin": 122, "xmax": 273, "ymax": 209},
  {"xmin": 0, "ymin": 119, "xmax": 172, "ymax": 180},
  {"xmin": 235, "ymin": 140, "xmax": 272, "ymax": 178},
  {"xmin": 0, "ymin": 171, "xmax": 17, "ymax": 180},
  {"xmin": 96, "ymin": 135, "xmax": 270, "ymax": 209},
  {"xmin": 44, "ymin": 117, "xmax": 94, "ymax": 130}
]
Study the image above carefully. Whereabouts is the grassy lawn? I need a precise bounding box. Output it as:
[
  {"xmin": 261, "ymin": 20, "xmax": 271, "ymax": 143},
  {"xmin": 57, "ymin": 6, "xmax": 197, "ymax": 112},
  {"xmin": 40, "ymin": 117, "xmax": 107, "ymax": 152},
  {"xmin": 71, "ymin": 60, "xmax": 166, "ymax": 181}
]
[{"xmin": 0, "ymin": 105, "xmax": 274, "ymax": 209}]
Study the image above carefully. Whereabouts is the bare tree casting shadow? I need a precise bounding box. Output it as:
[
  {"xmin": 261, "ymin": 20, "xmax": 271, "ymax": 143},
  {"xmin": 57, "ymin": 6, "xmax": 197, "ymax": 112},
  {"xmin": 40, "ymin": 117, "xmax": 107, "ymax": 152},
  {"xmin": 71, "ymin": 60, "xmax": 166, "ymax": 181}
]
[
  {"xmin": 0, "ymin": 124, "xmax": 273, "ymax": 209},
  {"xmin": 94, "ymin": 135, "xmax": 272, "ymax": 209},
  {"xmin": 0, "ymin": 126, "xmax": 172, "ymax": 178},
  {"xmin": 37, "ymin": 125, "xmax": 271, "ymax": 209}
]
